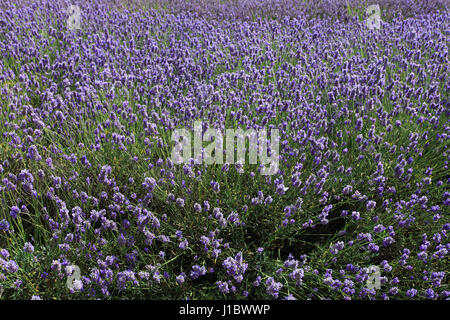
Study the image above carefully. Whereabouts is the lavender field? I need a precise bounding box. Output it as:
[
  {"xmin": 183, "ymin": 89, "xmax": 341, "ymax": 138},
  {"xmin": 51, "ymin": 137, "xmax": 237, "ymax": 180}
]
[{"xmin": 0, "ymin": 0, "xmax": 448, "ymax": 300}]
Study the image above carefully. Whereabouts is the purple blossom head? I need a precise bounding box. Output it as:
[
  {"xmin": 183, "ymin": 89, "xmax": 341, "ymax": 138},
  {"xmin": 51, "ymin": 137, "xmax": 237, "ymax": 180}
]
[
  {"xmin": 10, "ymin": 206, "xmax": 20, "ymax": 219},
  {"xmin": 23, "ymin": 242, "xmax": 34, "ymax": 253}
]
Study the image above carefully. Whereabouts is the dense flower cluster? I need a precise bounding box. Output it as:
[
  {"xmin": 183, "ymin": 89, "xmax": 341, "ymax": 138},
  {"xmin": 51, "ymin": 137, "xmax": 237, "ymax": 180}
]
[
  {"xmin": 122, "ymin": 0, "xmax": 449, "ymax": 21},
  {"xmin": 0, "ymin": 0, "xmax": 448, "ymax": 300}
]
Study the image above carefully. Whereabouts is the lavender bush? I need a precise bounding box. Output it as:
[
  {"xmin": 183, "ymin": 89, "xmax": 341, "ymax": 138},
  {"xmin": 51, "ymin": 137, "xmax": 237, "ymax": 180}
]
[{"xmin": 0, "ymin": 0, "xmax": 448, "ymax": 300}]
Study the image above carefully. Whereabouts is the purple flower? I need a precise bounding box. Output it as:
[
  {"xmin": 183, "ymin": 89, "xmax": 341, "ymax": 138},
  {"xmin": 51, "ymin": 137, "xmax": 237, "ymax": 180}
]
[
  {"xmin": 265, "ymin": 277, "xmax": 283, "ymax": 299},
  {"xmin": 216, "ymin": 281, "xmax": 230, "ymax": 294},
  {"xmin": 190, "ymin": 265, "xmax": 206, "ymax": 280},
  {"xmin": 176, "ymin": 274, "xmax": 185, "ymax": 285},
  {"xmin": 26, "ymin": 145, "xmax": 42, "ymax": 161},
  {"xmin": 425, "ymin": 288, "xmax": 436, "ymax": 299},
  {"xmin": 222, "ymin": 252, "xmax": 248, "ymax": 283},
  {"xmin": 176, "ymin": 198, "xmax": 185, "ymax": 207},
  {"xmin": 366, "ymin": 200, "xmax": 376, "ymax": 211},
  {"xmin": 406, "ymin": 288, "xmax": 418, "ymax": 298},
  {"xmin": 10, "ymin": 206, "xmax": 20, "ymax": 219},
  {"xmin": 253, "ymin": 276, "xmax": 262, "ymax": 287},
  {"xmin": 6, "ymin": 260, "xmax": 19, "ymax": 273},
  {"xmin": 142, "ymin": 177, "xmax": 157, "ymax": 191},
  {"xmin": 193, "ymin": 203, "xmax": 202, "ymax": 212},
  {"xmin": 0, "ymin": 219, "xmax": 9, "ymax": 231},
  {"xmin": 179, "ymin": 239, "xmax": 189, "ymax": 250},
  {"xmin": 23, "ymin": 242, "xmax": 34, "ymax": 253},
  {"xmin": 351, "ymin": 211, "xmax": 360, "ymax": 220}
]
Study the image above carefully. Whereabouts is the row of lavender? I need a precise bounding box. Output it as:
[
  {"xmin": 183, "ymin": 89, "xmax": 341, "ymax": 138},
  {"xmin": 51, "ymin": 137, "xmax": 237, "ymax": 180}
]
[
  {"xmin": 0, "ymin": 0, "xmax": 448, "ymax": 299},
  {"xmin": 116, "ymin": 0, "xmax": 449, "ymax": 20}
]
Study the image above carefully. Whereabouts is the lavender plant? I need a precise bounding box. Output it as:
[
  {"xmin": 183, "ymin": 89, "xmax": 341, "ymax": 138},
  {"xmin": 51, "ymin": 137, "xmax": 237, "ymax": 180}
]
[{"xmin": 0, "ymin": 0, "xmax": 448, "ymax": 300}]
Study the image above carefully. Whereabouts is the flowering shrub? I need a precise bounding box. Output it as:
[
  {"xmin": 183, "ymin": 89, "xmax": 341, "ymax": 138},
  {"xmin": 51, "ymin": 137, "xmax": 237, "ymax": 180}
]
[{"xmin": 0, "ymin": 0, "xmax": 448, "ymax": 300}]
